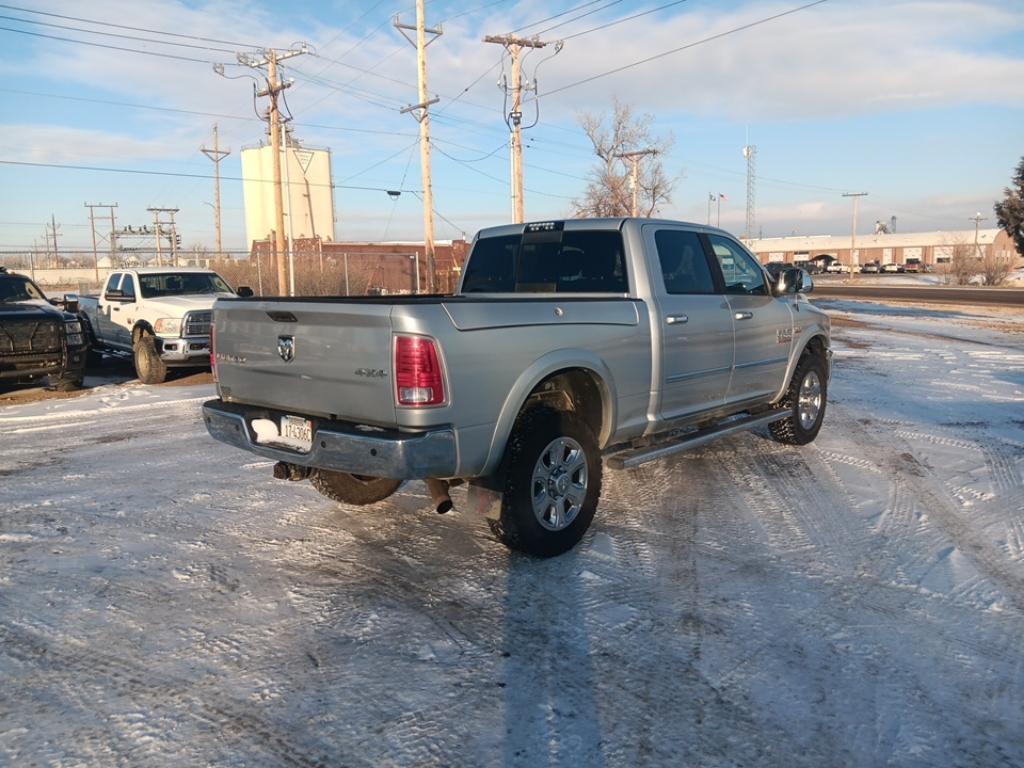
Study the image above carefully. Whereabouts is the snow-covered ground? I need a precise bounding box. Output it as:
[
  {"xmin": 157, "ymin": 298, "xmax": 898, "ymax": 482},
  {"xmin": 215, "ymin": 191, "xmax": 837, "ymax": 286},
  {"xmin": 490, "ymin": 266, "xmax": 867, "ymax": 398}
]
[{"xmin": 1, "ymin": 300, "xmax": 1023, "ymax": 767}]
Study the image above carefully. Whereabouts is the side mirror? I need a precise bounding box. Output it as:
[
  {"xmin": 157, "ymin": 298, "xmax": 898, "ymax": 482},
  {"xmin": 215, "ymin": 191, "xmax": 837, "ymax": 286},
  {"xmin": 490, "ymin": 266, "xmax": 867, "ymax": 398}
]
[
  {"xmin": 237, "ymin": 286, "xmax": 254, "ymax": 298},
  {"xmin": 104, "ymin": 289, "xmax": 124, "ymax": 300},
  {"xmin": 49, "ymin": 298, "xmax": 60, "ymax": 306},
  {"xmin": 774, "ymin": 268, "xmax": 814, "ymax": 296},
  {"xmin": 62, "ymin": 295, "xmax": 80, "ymax": 313}
]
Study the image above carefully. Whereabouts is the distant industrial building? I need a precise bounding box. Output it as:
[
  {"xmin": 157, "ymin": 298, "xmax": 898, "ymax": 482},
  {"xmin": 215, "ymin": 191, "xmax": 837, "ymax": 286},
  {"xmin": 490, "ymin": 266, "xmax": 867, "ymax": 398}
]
[
  {"xmin": 241, "ymin": 139, "xmax": 335, "ymax": 249},
  {"xmin": 745, "ymin": 228, "xmax": 1017, "ymax": 268}
]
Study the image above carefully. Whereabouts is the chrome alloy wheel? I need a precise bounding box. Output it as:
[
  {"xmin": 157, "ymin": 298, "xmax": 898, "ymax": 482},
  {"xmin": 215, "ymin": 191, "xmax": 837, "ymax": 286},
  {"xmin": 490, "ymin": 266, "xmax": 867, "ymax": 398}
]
[
  {"xmin": 798, "ymin": 369, "xmax": 823, "ymax": 430},
  {"xmin": 531, "ymin": 436, "xmax": 589, "ymax": 532}
]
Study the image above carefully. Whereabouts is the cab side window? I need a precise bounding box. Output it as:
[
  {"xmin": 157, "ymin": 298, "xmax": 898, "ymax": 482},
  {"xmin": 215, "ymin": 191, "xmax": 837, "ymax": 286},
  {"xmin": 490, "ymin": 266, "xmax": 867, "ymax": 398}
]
[
  {"xmin": 654, "ymin": 230, "xmax": 716, "ymax": 294},
  {"xmin": 707, "ymin": 235, "xmax": 767, "ymax": 295},
  {"xmin": 104, "ymin": 274, "xmax": 120, "ymax": 295}
]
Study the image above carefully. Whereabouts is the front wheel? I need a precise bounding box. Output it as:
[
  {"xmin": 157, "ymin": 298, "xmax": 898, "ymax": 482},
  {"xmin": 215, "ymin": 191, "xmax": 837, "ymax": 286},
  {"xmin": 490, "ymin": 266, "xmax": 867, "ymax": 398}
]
[
  {"xmin": 494, "ymin": 406, "xmax": 602, "ymax": 558},
  {"xmin": 311, "ymin": 471, "xmax": 402, "ymax": 506},
  {"xmin": 48, "ymin": 372, "xmax": 83, "ymax": 391},
  {"xmin": 769, "ymin": 354, "xmax": 827, "ymax": 445},
  {"xmin": 133, "ymin": 331, "xmax": 168, "ymax": 385}
]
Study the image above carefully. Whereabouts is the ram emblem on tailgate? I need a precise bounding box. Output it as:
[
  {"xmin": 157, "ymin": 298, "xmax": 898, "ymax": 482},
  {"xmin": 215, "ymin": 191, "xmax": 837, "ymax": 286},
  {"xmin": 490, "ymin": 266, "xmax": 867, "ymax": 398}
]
[{"xmin": 277, "ymin": 335, "xmax": 295, "ymax": 362}]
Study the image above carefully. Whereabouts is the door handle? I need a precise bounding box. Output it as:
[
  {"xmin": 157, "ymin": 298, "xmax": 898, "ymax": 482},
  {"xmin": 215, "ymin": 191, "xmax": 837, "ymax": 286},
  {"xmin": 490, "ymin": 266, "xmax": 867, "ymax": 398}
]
[
  {"xmin": 112, "ymin": 306, "xmax": 120, "ymax": 312},
  {"xmin": 665, "ymin": 314, "xmax": 688, "ymax": 325},
  {"xmin": 734, "ymin": 311, "xmax": 753, "ymax": 321}
]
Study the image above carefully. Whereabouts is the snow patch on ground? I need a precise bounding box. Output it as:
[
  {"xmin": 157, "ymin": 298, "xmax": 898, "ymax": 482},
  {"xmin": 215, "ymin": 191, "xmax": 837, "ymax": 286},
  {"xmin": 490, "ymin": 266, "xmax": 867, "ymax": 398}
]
[{"xmin": 1, "ymin": 300, "xmax": 1022, "ymax": 766}]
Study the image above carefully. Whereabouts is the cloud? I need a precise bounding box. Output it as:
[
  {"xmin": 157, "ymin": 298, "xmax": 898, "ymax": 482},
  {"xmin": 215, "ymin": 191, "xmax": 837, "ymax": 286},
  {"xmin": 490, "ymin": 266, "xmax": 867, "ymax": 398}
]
[
  {"xmin": 0, "ymin": 123, "xmax": 205, "ymax": 164},
  {"xmin": 430, "ymin": 0, "xmax": 1024, "ymax": 121}
]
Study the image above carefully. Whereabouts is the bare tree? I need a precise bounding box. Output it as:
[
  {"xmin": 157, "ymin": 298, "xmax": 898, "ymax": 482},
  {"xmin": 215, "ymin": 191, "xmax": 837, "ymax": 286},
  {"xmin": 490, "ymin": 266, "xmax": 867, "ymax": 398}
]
[
  {"xmin": 572, "ymin": 99, "xmax": 674, "ymax": 218},
  {"xmin": 946, "ymin": 237, "xmax": 978, "ymax": 286},
  {"xmin": 980, "ymin": 248, "xmax": 1012, "ymax": 286}
]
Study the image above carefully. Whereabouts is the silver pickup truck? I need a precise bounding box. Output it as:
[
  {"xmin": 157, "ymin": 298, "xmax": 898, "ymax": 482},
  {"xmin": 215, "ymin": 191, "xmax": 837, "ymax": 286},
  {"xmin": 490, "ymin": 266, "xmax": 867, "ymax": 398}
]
[{"xmin": 203, "ymin": 218, "xmax": 832, "ymax": 557}]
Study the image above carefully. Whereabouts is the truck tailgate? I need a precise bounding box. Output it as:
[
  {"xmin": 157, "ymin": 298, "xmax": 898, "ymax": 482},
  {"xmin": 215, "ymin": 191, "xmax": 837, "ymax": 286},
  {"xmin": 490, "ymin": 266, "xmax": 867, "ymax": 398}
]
[{"xmin": 214, "ymin": 300, "xmax": 397, "ymax": 426}]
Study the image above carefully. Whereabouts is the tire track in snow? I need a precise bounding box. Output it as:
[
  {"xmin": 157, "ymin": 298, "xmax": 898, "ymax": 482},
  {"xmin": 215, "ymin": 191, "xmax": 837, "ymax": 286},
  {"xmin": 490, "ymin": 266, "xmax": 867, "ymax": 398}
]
[{"xmin": 0, "ymin": 620, "xmax": 345, "ymax": 768}]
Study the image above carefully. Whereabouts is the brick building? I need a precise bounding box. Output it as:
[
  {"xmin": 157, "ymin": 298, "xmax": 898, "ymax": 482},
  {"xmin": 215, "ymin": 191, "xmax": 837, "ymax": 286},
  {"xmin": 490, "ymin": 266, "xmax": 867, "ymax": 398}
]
[
  {"xmin": 745, "ymin": 228, "xmax": 1017, "ymax": 268},
  {"xmin": 251, "ymin": 237, "xmax": 469, "ymax": 294}
]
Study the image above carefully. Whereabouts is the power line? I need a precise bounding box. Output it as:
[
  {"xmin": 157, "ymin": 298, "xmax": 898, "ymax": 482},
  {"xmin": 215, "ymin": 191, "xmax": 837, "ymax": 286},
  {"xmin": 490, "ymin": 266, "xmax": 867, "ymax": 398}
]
[
  {"xmin": 509, "ymin": 0, "xmax": 605, "ymax": 34},
  {"xmin": 0, "ymin": 25, "xmax": 217, "ymax": 63},
  {"xmin": 0, "ymin": 3, "xmax": 260, "ymax": 48},
  {"xmin": 562, "ymin": 0, "xmax": 690, "ymax": 40},
  {"xmin": 0, "ymin": 159, "xmax": 423, "ymax": 194},
  {"xmin": 538, "ymin": 0, "xmax": 830, "ymax": 97},
  {"xmin": 1, "ymin": 87, "xmax": 418, "ymax": 138},
  {"xmin": 533, "ymin": 0, "xmax": 625, "ymax": 37},
  {"xmin": 0, "ymin": 13, "xmax": 239, "ymax": 54}
]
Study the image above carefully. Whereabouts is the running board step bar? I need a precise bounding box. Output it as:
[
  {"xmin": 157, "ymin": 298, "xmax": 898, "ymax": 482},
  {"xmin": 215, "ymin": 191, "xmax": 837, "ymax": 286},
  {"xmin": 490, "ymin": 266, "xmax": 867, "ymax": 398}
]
[{"xmin": 606, "ymin": 409, "xmax": 789, "ymax": 470}]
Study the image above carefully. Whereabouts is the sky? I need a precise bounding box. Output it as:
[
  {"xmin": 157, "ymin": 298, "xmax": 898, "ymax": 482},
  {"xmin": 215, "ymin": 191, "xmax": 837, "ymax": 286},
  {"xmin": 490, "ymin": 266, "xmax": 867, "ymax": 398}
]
[{"xmin": 0, "ymin": 0, "xmax": 1022, "ymax": 256}]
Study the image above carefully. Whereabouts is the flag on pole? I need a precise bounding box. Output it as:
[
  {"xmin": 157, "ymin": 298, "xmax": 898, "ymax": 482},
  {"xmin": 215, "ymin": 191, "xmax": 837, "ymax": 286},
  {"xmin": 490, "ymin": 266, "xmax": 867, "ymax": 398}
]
[{"xmin": 719, "ymin": 193, "xmax": 728, "ymax": 202}]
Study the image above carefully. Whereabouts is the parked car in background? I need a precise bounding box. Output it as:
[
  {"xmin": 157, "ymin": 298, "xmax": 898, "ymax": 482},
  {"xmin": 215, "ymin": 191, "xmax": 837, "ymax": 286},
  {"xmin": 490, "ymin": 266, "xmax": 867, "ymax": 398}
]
[
  {"xmin": 826, "ymin": 262, "xmax": 852, "ymax": 274},
  {"xmin": 903, "ymin": 258, "xmax": 923, "ymax": 273},
  {"xmin": 0, "ymin": 267, "xmax": 87, "ymax": 391},
  {"xmin": 76, "ymin": 268, "xmax": 251, "ymax": 384},
  {"xmin": 882, "ymin": 263, "xmax": 902, "ymax": 273},
  {"xmin": 861, "ymin": 262, "xmax": 880, "ymax": 273}
]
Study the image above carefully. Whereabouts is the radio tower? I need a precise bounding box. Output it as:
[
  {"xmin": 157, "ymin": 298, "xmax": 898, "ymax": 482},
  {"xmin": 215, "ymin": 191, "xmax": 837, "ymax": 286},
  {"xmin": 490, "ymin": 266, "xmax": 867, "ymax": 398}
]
[{"xmin": 743, "ymin": 143, "xmax": 757, "ymax": 240}]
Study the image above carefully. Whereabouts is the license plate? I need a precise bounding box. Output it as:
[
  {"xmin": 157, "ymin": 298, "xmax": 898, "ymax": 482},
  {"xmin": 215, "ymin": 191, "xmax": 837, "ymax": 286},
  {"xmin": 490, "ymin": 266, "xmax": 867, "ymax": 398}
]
[{"xmin": 280, "ymin": 415, "xmax": 313, "ymax": 450}]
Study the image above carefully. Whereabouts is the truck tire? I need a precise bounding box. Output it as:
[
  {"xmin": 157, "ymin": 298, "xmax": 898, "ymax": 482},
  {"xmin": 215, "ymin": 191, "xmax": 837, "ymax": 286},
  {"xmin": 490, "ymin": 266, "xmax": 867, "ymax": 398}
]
[
  {"xmin": 133, "ymin": 331, "xmax": 168, "ymax": 385},
  {"xmin": 495, "ymin": 405, "xmax": 601, "ymax": 558},
  {"xmin": 769, "ymin": 353, "xmax": 827, "ymax": 445},
  {"xmin": 48, "ymin": 372, "xmax": 83, "ymax": 391},
  {"xmin": 311, "ymin": 471, "xmax": 402, "ymax": 506}
]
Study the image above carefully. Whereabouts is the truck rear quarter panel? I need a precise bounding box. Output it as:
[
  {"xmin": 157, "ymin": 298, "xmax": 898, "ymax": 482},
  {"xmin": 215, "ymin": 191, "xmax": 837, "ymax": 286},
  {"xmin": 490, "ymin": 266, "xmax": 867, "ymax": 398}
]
[{"xmin": 391, "ymin": 298, "xmax": 652, "ymax": 477}]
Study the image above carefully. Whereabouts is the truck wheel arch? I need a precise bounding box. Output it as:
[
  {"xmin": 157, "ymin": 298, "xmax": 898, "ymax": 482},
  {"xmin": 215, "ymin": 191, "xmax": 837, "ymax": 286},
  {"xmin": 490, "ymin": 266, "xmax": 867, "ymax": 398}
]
[
  {"xmin": 774, "ymin": 333, "xmax": 828, "ymax": 404},
  {"xmin": 482, "ymin": 353, "xmax": 617, "ymax": 478},
  {"xmin": 132, "ymin": 321, "xmax": 155, "ymax": 344}
]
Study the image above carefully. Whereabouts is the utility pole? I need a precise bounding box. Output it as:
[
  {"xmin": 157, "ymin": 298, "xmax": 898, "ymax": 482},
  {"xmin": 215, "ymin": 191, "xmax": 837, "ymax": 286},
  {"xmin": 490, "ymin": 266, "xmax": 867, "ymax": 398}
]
[
  {"xmin": 232, "ymin": 44, "xmax": 309, "ymax": 295},
  {"xmin": 201, "ymin": 123, "xmax": 231, "ymax": 259},
  {"xmin": 742, "ymin": 143, "xmax": 757, "ymax": 240},
  {"xmin": 842, "ymin": 192, "xmax": 868, "ymax": 279},
  {"xmin": 970, "ymin": 212, "xmax": 987, "ymax": 260},
  {"xmin": 396, "ymin": 3, "xmax": 441, "ymax": 293},
  {"xmin": 151, "ymin": 209, "xmax": 163, "ymax": 266},
  {"xmin": 86, "ymin": 204, "xmax": 100, "ymax": 282},
  {"xmin": 147, "ymin": 208, "xmax": 180, "ymax": 267},
  {"xmin": 615, "ymin": 149, "xmax": 657, "ymax": 217},
  {"xmin": 47, "ymin": 214, "xmax": 61, "ymax": 268},
  {"xmin": 483, "ymin": 34, "xmax": 560, "ymax": 224},
  {"xmin": 85, "ymin": 203, "xmax": 118, "ymax": 280}
]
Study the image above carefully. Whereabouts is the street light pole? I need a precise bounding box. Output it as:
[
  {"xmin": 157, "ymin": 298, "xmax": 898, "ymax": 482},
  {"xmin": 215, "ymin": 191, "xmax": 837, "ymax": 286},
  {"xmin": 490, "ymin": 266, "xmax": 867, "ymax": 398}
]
[
  {"xmin": 842, "ymin": 192, "xmax": 868, "ymax": 280},
  {"xmin": 969, "ymin": 212, "xmax": 986, "ymax": 260}
]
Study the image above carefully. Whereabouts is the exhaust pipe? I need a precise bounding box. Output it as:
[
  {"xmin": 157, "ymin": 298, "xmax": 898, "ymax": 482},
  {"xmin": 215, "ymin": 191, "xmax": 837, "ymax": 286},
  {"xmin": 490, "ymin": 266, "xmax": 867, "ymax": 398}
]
[
  {"xmin": 272, "ymin": 462, "xmax": 312, "ymax": 481},
  {"xmin": 425, "ymin": 478, "xmax": 453, "ymax": 515}
]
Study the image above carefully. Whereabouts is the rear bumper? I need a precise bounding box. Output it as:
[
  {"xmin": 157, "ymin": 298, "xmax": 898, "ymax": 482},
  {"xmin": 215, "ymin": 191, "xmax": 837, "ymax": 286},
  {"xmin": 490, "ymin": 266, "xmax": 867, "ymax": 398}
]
[{"xmin": 202, "ymin": 399, "xmax": 458, "ymax": 479}]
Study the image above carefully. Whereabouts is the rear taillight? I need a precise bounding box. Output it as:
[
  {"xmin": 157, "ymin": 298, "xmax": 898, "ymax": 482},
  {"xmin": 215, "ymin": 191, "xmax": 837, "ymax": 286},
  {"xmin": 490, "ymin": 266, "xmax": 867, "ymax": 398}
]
[
  {"xmin": 395, "ymin": 335, "xmax": 445, "ymax": 406},
  {"xmin": 210, "ymin": 323, "xmax": 217, "ymax": 382}
]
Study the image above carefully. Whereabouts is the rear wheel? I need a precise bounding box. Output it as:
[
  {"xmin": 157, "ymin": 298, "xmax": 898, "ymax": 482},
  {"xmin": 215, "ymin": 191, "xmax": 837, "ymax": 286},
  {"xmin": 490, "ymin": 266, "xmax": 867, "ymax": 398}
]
[
  {"xmin": 311, "ymin": 471, "xmax": 402, "ymax": 505},
  {"xmin": 494, "ymin": 406, "xmax": 601, "ymax": 558},
  {"xmin": 769, "ymin": 354, "xmax": 827, "ymax": 445},
  {"xmin": 133, "ymin": 331, "xmax": 168, "ymax": 385}
]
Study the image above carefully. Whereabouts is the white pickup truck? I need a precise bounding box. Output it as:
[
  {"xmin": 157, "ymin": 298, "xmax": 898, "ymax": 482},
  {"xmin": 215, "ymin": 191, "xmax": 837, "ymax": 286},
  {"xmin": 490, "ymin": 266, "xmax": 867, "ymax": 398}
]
[{"xmin": 77, "ymin": 267, "xmax": 250, "ymax": 384}]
